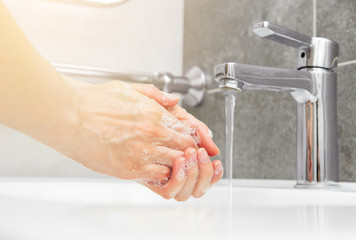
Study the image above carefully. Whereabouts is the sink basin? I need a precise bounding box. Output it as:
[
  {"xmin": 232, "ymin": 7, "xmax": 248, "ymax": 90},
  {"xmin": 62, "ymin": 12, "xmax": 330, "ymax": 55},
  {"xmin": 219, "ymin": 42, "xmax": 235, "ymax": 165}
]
[{"xmin": 0, "ymin": 179, "xmax": 355, "ymax": 240}]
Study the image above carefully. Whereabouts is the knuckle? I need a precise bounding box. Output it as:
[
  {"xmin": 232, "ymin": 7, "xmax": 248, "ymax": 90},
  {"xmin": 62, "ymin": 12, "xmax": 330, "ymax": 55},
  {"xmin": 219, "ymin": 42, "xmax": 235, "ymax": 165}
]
[
  {"xmin": 200, "ymin": 166, "xmax": 214, "ymax": 179},
  {"xmin": 161, "ymin": 194, "xmax": 172, "ymax": 200},
  {"xmin": 192, "ymin": 192, "xmax": 201, "ymax": 199},
  {"xmin": 188, "ymin": 165, "xmax": 199, "ymax": 176},
  {"xmin": 188, "ymin": 137, "xmax": 198, "ymax": 148},
  {"xmin": 175, "ymin": 196, "xmax": 189, "ymax": 202},
  {"xmin": 150, "ymin": 84, "xmax": 159, "ymax": 91},
  {"xmin": 138, "ymin": 122, "xmax": 158, "ymax": 138},
  {"xmin": 146, "ymin": 127, "xmax": 157, "ymax": 138},
  {"xmin": 180, "ymin": 135, "xmax": 196, "ymax": 149},
  {"xmin": 146, "ymin": 84, "xmax": 158, "ymax": 93}
]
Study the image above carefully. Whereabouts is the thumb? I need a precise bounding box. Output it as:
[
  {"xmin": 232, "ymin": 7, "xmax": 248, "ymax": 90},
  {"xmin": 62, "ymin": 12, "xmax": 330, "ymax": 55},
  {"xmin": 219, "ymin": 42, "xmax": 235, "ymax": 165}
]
[
  {"xmin": 133, "ymin": 84, "xmax": 179, "ymax": 108},
  {"xmin": 140, "ymin": 163, "xmax": 172, "ymax": 182}
]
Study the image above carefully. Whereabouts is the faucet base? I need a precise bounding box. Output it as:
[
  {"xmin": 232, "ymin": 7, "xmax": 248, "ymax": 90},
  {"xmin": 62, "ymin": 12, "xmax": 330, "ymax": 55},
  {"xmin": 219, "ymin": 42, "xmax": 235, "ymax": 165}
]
[
  {"xmin": 183, "ymin": 66, "xmax": 207, "ymax": 107},
  {"xmin": 294, "ymin": 181, "xmax": 340, "ymax": 189}
]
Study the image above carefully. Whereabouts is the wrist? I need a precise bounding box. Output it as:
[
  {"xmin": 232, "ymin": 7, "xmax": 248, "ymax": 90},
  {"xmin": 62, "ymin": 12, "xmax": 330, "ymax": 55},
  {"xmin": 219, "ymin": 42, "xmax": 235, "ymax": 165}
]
[{"xmin": 34, "ymin": 75, "xmax": 80, "ymax": 157}]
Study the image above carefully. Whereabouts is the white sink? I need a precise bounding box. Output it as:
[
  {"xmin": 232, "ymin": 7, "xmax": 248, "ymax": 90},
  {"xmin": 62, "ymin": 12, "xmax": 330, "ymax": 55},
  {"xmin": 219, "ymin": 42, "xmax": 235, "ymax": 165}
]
[{"xmin": 0, "ymin": 179, "xmax": 355, "ymax": 240}]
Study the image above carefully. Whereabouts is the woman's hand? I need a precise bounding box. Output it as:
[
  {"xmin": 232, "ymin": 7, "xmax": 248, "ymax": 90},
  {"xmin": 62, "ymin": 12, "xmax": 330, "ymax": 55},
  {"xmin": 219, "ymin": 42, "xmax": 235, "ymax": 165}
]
[
  {"xmin": 0, "ymin": 1, "xmax": 221, "ymax": 201},
  {"xmin": 139, "ymin": 148, "xmax": 223, "ymax": 201},
  {"xmin": 65, "ymin": 79, "xmax": 223, "ymax": 200},
  {"xmin": 132, "ymin": 83, "xmax": 223, "ymax": 200},
  {"xmin": 133, "ymin": 84, "xmax": 220, "ymax": 156},
  {"xmin": 168, "ymin": 105, "xmax": 220, "ymax": 156},
  {"xmin": 62, "ymin": 79, "xmax": 199, "ymax": 182}
]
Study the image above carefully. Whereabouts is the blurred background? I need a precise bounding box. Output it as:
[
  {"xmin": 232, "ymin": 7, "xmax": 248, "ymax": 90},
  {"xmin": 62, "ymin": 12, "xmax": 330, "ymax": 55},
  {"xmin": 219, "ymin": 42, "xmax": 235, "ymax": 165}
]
[{"xmin": 0, "ymin": 0, "xmax": 355, "ymax": 181}]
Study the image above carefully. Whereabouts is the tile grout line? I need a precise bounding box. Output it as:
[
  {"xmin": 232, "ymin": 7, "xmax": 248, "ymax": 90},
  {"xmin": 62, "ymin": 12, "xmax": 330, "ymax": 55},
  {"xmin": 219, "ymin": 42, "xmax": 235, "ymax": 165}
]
[{"xmin": 313, "ymin": 0, "xmax": 317, "ymax": 37}]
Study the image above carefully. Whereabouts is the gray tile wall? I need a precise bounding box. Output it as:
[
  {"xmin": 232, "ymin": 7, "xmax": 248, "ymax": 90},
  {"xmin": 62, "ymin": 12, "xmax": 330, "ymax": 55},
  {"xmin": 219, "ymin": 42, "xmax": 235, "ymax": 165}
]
[{"xmin": 183, "ymin": 0, "xmax": 356, "ymax": 181}]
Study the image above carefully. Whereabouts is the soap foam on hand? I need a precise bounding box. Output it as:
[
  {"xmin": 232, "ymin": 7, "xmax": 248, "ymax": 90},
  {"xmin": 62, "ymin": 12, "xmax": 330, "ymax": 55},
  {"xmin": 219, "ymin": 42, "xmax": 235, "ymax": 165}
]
[
  {"xmin": 140, "ymin": 113, "xmax": 201, "ymax": 189},
  {"xmin": 160, "ymin": 113, "xmax": 201, "ymax": 146},
  {"xmin": 141, "ymin": 149, "xmax": 150, "ymax": 161},
  {"xmin": 184, "ymin": 158, "xmax": 197, "ymax": 172},
  {"xmin": 139, "ymin": 178, "xmax": 170, "ymax": 189}
]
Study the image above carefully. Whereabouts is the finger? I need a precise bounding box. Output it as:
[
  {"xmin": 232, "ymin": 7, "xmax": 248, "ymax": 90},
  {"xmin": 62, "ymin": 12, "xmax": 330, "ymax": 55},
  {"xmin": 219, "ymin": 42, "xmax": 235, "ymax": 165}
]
[
  {"xmin": 143, "ymin": 146, "xmax": 184, "ymax": 168},
  {"xmin": 183, "ymin": 119, "xmax": 219, "ymax": 157},
  {"xmin": 139, "ymin": 163, "xmax": 171, "ymax": 182},
  {"xmin": 196, "ymin": 124, "xmax": 219, "ymax": 157},
  {"xmin": 210, "ymin": 160, "xmax": 223, "ymax": 186},
  {"xmin": 168, "ymin": 105, "xmax": 220, "ymax": 156},
  {"xmin": 174, "ymin": 148, "xmax": 199, "ymax": 202},
  {"xmin": 157, "ymin": 127, "xmax": 198, "ymax": 151},
  {"xmin": 133, "ymin": 84, "xmax": 179, "ymax": 108},
  {"xmin": 192, "ymin": 148, "xmax": 214, "ymax": 198},
  {"xmin": 138, "ymin": 157, "xmax": 187, "ymax": 199}
]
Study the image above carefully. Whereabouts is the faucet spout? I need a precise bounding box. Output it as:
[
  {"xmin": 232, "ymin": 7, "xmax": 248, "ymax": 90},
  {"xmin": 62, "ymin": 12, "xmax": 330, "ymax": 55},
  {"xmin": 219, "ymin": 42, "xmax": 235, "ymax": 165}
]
[
  {"xmin": 214, "ymin": 21, "xmax": 339, "ymax": 188},
  {"xmin": 215, "ymin": 62, "xmax": 314, "ymax": 94},
  {"xmin": 214, "ymin": 62, "xmax": 338, "ymax": 188}
]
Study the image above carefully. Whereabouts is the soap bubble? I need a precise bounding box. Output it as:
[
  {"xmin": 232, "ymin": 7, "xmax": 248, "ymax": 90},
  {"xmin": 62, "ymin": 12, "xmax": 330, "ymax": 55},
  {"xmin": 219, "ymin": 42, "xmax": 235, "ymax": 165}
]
[
  {"xmin": 160, "ymin": 113, "xmax": 201, "ymax": 145},
  {"xmin": 142, "ymin": 149, "xmax": 150, "ymax": 161},
  {"xmin": 176, "ymin": 168, "xmax": 185, "ymax": 182},
  {"xmin": 184, "ymin": 158, "xmax": 197, "ymax": 173}
]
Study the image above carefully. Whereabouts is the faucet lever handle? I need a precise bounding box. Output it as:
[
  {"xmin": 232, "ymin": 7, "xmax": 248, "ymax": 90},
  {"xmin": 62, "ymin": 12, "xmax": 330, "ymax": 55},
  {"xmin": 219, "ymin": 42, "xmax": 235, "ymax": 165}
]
[{"xmin": 254, "ymin": 21, "xmax": 312, "ymax": 49}]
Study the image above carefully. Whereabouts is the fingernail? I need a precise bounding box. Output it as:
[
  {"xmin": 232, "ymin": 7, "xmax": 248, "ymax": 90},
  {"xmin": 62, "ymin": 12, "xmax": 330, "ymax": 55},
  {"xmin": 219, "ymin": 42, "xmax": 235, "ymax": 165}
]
[
  {"xmin": 177, "ymin": 158, "xmax": 186, "ymax": 182},
  {"xmin": 216, "ymin": 148, "xmax": 221, "ymax": 156},
  {"xmin": 214, "ymin": 164, "xmax": 223, "ymax": 175},
  {"xmin": 187, "ymin": 148, "xmax": 196, "ymax": 157},
  {"xmin": 189, "ymin": 149, "xmax": 197, "ymax": 163},
  {"xmin": 198, "ymin": 148, "xmax": 210, "ymax": 164},
  {"xmin": 163, "ymin": 92, "xmax": 179, "ymax": 100},
  {"xmin": 208, "ymin": 129, "xmax": 214, "ymax": 139}
]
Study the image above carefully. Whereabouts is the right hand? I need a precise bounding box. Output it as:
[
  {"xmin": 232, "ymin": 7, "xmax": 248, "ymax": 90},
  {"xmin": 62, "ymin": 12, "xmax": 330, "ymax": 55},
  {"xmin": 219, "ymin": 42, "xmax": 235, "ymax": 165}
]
[
  {"xmin": 133, "ymin": 84, "xmax": 220, "ymax": 156},
  {"xmin": 62, "ymin": 78, "xmax": 222, "ymax": 201},
  {"xmin": 61, "ymin": 79, "xmax": 198, "ymax": 182}
]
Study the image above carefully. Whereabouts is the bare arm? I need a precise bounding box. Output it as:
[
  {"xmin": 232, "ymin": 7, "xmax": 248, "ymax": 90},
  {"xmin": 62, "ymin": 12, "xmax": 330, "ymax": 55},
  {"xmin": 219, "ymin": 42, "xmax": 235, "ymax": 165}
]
[
  {"xmin": 0, "ymin": 1, "xmax": 222, "ymax": 200},
  {"xmin": 0, "ymin": 2, "xmax": 75, "ymax": 150}
]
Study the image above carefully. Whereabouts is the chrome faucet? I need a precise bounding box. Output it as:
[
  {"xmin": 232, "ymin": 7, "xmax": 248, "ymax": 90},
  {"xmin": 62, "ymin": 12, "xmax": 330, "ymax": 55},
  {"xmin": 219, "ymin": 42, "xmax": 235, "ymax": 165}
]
[{"xmin": 215, "ymin": 21, "xmax": 339, "ymax": 188}]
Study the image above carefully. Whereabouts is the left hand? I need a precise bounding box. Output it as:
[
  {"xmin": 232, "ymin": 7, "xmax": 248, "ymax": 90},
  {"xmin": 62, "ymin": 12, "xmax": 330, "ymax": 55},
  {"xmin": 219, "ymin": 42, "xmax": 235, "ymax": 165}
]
[
  {"xmin": 133, "ymin": 83, "xmax": 222, "ymax": 200},
  {"xmin": 133, "ymin": 83, "xmax": 220, "ymax": 157},
  {"xmin": 138, "ymin": 147, "xmax": 223, "ymax": 201}
]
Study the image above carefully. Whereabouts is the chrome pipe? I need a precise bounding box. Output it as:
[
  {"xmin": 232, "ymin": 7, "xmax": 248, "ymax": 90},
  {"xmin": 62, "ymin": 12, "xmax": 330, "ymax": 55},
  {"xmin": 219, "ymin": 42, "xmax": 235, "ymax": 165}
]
[
  {"xmin": 53, "ymin": 63, "xmax": 208, "ymax": 107},
  {"xmin": 53, "ymin": 62, "xmax": 161, "ymax": 85}
]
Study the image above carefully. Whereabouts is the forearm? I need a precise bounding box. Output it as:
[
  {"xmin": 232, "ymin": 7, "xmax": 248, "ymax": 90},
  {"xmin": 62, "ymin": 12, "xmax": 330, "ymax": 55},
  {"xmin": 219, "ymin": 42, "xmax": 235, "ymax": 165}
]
[{"xmin": 0, "ymin": 2, "xmax": 76, "ymax": 150}]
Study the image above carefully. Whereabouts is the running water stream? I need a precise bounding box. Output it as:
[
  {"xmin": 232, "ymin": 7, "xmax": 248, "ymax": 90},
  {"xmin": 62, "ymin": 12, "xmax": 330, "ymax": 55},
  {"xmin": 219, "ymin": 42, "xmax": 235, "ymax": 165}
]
[{"xmin": 223, "ymin": 88, "xmax": 239, "ymax": 240}]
